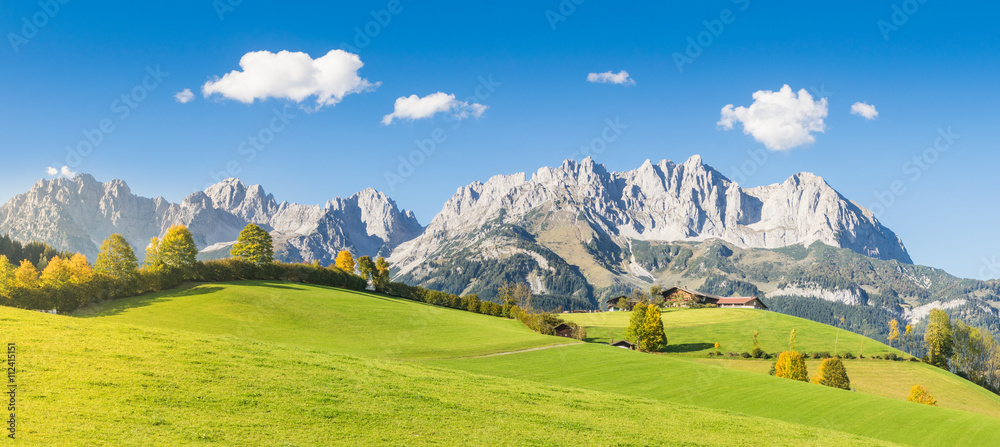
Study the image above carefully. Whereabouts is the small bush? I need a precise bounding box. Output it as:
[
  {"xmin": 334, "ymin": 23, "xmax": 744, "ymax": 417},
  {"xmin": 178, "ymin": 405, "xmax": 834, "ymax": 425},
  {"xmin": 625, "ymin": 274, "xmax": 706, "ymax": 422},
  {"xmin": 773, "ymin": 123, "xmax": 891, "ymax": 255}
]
[
  {"xmin": 740, "ymin": 352, "xmax": 752, "ymax": 359},
  {"xmin": 751, "ymin": 347, "xmax": 766, "ymax": 359},
  {"xmin": 818, "ymin": 352, "xmax": 831, "ymax": 359},
  {"xmin": 726, "ymin": 352, "xmax": 739, "ymax": 358},
  {"xmin": 842, "ymin": 352, "xmax": 856, "ymax": 360},
  {"xmin": 811, "ymin": 352, "xmax": 821, "ymax": 359}
]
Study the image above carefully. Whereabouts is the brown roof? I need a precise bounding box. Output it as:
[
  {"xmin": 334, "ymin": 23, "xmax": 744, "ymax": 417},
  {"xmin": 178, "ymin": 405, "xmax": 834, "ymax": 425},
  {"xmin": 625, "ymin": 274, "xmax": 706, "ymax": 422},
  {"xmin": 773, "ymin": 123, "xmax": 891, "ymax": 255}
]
[
  {"xmin": 553, "ymin": 323, "xmax": 572, "ymax": 331},
  {"xmin": 611, "ymin": 340, "xmax": 634, "ymax": 348},
  {"xmin": 716, "ymin": 297, "xmax": 768, "ymax": 309},
  {"xmin": 661, "ymin": 286, "xmax": 726, "ymax": 301}
]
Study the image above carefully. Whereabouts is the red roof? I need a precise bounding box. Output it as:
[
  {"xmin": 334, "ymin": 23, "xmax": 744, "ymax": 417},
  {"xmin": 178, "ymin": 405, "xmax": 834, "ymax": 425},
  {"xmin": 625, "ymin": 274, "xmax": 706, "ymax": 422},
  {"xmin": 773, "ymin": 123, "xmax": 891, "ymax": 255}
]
[{"xmin": 715, "ymin": 297, "xmax": 759, "ymax": 304}]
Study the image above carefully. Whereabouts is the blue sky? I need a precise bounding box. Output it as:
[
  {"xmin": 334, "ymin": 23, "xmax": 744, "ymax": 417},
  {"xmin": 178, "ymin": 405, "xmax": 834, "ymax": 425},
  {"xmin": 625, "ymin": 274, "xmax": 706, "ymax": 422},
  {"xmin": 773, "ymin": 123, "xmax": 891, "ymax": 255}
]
[{"xmin": 1, "ymin": 1, "xmax": 998, "ymax": 279}]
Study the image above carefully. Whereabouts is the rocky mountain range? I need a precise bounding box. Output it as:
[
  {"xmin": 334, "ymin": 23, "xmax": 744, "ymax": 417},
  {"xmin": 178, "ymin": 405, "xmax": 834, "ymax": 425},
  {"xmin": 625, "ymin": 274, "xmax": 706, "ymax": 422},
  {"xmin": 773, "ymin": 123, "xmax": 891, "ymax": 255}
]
[
  {"xmin": 5, "ymin": 155, "xmax": 996, "ymax": 339},
  {"xmin": 0, "ymin": 175, "xmax": 422, "ymax": 265},
  {"xmin": 390, "ymin": 155, "xmax": 911, "ymax": 305}
]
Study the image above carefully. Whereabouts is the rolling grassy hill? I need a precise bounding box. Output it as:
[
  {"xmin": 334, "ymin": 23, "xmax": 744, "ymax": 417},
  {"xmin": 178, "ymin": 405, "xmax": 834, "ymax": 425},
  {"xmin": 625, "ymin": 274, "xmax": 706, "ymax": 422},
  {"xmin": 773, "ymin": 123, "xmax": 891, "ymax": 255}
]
[
  {"xmin": 0, "ymin": 283, "xmax": 899, "ymax": 445},
  {"xmin": 562, "ymin": 308, "xmax": 896, "ymax": 357},
  {"xmin": 432, "ymin": 344, "xmax": 1000, "ymax": 447},
  {"xmin": 563, "ymin": 307, "xmax": 1000, "ymax": 418},
  {"xmin": 10, "ymin": 280, "xmax": 986, "ymax": 445},
  {"xmin": 73, "ymin": 281, "xmax": 570, "ymax": 360},
  {"xmin": 5, "ymin": 306, "xmax": 889, "ymax": 446}
]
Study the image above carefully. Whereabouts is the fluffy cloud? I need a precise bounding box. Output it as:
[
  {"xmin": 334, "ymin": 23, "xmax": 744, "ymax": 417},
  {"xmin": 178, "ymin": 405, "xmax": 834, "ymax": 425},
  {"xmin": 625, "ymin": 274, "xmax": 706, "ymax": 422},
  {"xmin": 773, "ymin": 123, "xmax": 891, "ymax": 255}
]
[
  {"xmin": 717, "ymin": 84, "xmax": 828, "ymax": 151},
  {"xmin": 202, "ymin": 49, "xmax": 378, "ymax": 109},
  {"xmin": 587, "ymin": 70, "xmax": 634, "ymax": 85},
  {"xmin": 850, "ymin": 102, "xmax": 878, "ymax": 120},
  {"xmin": 46, "ymin": 166, "xmax": 76, "ymax": 178},
  {"xmin": 174, "ymin": 88, "xmax": 195, "ymax": 104},
  {"xmin": 381, "ymin": 92, "xmax": 486, "ymax": 125}
]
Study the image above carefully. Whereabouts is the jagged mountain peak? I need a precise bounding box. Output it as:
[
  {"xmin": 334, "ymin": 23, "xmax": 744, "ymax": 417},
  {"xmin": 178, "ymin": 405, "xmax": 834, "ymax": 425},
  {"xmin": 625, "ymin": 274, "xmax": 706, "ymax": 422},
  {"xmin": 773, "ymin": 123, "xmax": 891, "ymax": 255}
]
[
  {"xmin": 392, "ymin": 156, "xmax": 912, "ymax": 285},
  {"xmin": 0, "ymin": 174, "xmax": 424, "ymax": 265}
]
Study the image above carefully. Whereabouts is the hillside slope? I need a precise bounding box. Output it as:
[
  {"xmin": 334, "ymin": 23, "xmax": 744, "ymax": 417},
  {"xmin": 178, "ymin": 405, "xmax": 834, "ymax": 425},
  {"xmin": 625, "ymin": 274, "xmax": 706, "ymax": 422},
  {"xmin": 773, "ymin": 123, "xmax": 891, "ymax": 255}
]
[
  {"xmin": 565, "ymin": 308, "xmax": 1000, "ymax": 419},
  {"xmin": 70, "ymin": 282, "xmax": 1000, "ymax": 446},
  {"xmin": 4, "ymin": 307, "xmax": 890, "ymax": 446}
]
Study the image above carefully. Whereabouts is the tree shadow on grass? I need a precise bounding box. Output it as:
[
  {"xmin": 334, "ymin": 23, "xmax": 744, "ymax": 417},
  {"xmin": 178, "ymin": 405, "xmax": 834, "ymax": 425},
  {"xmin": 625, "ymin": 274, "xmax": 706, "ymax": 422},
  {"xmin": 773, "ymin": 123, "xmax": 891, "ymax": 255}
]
[
  {"xmin": 73, "ymin": 284, "xmax": 224, "ymax": 318},
  {"xmin": 662, "ymin": 342, "xmax": 716, "ymax": 353}
]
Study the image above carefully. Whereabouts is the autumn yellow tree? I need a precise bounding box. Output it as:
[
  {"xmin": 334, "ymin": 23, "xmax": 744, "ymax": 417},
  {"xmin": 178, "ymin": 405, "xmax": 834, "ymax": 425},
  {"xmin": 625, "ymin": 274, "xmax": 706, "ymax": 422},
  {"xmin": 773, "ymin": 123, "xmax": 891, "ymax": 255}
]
[
  {"xmin": 159, "ymin": 225, "xmax": 198, "ymax": 270},
  {"xmin": 144, "ymin": 237, "xmax": 162, "ymax": 268},
  {"xmin": 40, "ymin": 256, "xmax": 72, "ymax": 288},
  {"xmin": 357, "ymin": 255, "xmax": 375, "ymax": 283},
  {"xmin": 334, "ymin": 250, "xmax": 355, "ymax": 274},
  {"xmin": 374, "ymin": 257, "xmax": 391, "ymax": 292},
  {"xmin": 888, "ymin": 319, "xmax": 900, "ymax": 355},
  {"xmin": 774, "ymin": 351, "xmax": 809, "ymax": 382},
  {"xmin": 812, "ymin": 357, "xmax": 851, "ymax": 390},
  {"xmin": 95, "ymin": 234, "xmax": 139, "ymax": 296},
  {"xmin": 0, "ymin": 256, "xmax": 14, "ymax": 298},
  {"xmin": 230, "ymin": 223, "xmax": 274, "ymax": 265},
  {"xmin": 904, "ymin": 323, "xmax": 914, "ymax": 354},
  {"xmin": 13, "ymin": 260, "xmax": 40, "ymax": 290},
  {"xmin": 640, "ymin": 305, "xmax": 667, "ymax": 352},
  {"xmin": 907, "ymin": 384, "xmax": 937, "ymax": 406},
  {"xmin": 67, "ymin": 254, "xmax": 92, "ymax": 284}
]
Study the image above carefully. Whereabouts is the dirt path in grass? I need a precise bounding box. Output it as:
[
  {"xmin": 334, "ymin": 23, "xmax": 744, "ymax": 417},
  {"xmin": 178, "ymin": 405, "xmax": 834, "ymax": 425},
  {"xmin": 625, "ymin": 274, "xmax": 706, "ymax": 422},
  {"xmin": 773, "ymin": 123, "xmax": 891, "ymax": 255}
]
[{"xmin": 468, "ymin": 343, "xmax": 579, "ymax": 358}]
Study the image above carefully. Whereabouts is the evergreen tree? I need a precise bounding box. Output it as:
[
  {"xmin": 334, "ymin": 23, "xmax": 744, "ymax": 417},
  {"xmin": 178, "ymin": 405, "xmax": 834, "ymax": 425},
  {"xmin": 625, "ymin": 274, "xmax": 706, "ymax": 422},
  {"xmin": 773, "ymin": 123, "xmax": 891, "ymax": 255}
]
[
  {"xmin": 924, "ymin": 309, "xmax": 954, "ymax": 369},
  {"xmin": 159, "ymin": 225, "xmax": 198, "ymax": 270},
  {"xmin": 230, "ymin": 224, "xmax": 274, "ymax": 265},
  {"xmin": 334, "ymin": 250, "xmax": 356, "ymax": 274},
  {"xmin": 812, "ymin": 357, "xmax": 851, "ymax": 390},
  {"xmin": 774, "ymin": 351, "xmax": 809, "ymax": 382}
]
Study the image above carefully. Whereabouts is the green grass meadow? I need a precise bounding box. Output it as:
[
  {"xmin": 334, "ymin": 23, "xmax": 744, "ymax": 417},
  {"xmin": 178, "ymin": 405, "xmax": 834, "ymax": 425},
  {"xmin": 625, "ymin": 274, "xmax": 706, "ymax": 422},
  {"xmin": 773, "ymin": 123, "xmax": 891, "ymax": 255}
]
[
  {"xmin": 0, "ymin": 281, "xmax": 993, "ymax": 445},
  {"xmin": 563, "ymin": 307, "xmax": 895, "ymax": 357}
]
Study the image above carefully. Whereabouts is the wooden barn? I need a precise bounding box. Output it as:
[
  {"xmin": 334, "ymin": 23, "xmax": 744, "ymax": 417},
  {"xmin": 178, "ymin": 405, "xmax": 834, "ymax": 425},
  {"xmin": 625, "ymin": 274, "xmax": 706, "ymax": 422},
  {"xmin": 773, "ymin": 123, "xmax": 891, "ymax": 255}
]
[
  {"xmin": 659, "ymin": 286, "xmax": 768, "ymax": 310},
  {"xmin": 610, "ymin": 339, "xmax": 635, "ymax": 350},
  {"xmin": 605, "ymin": 295, "xmax": 639, "ymax": 311},
  {"xmin": 715, "ymin": 297, "xmax": 768, "ymax": 310},
  {"xmin": 553, "ymin": 323, "xmax": 575, "ymax": 338}
]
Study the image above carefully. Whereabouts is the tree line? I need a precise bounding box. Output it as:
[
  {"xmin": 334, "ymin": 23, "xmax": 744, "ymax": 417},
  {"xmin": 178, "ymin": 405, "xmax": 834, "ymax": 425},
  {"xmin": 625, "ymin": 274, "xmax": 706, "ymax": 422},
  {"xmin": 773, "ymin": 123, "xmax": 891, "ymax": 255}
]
[{"xmin": 0, "ymin": 225, "xmax": 587, "ymax": 341}]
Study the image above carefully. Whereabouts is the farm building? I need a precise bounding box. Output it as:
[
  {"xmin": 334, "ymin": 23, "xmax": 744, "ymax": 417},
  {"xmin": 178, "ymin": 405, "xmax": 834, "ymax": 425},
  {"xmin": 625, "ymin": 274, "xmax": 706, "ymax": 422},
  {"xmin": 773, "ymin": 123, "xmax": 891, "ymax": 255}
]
[
  {"xmin": 610, "ymin": 339, "xmax": 635, "ymax": 350},
  {"xmin": 605, "ymin": 295, "xmax": 641, "ymax": 311},
  {"xmin": 715, "ymin": 297, "xmax": 768, "ymax": 310},
  {"xmin": 553, "ymin": 323, "xmax": 575, "ymax": 338},
  {"xmin": 660, "ymin": 286, "xmax": 767, "ymax": 309}
]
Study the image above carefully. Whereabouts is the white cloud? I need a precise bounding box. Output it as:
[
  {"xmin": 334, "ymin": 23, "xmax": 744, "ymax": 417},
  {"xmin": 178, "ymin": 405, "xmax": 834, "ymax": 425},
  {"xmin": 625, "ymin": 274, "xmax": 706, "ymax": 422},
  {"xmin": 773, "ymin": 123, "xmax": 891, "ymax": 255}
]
[
  {"xmin": 381, "ymin": 92, "xmax": 487, "ymax": 125},
  {"xmin": 587, "ymin": 70, "xmax": 634, "ymax": 85},
  {"xmin": 850, "ymin": 102, "xmax": 878, "ymax": 120},
  {"xmin": 174, "ymin": 88, "xmax": 195, "ymax": 104},
  {"xmin": 46, "ymin": 166, "xmax": 76, "ymax": 178},
  {"xmin": 717, "ymin": 84, "xmax": 829, "ymax": 151},
  {"xmin": 202, "ymin": 49, "xmax": 379, "ymax": 109}
]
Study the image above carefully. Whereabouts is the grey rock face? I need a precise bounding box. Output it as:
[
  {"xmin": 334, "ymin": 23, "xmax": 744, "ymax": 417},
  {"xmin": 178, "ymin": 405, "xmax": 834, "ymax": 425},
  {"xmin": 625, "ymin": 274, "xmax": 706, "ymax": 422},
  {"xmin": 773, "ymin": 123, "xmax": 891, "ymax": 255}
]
[{"xmin": 0, "ymin": 174, "xmax": 423, "ymax": 264}]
